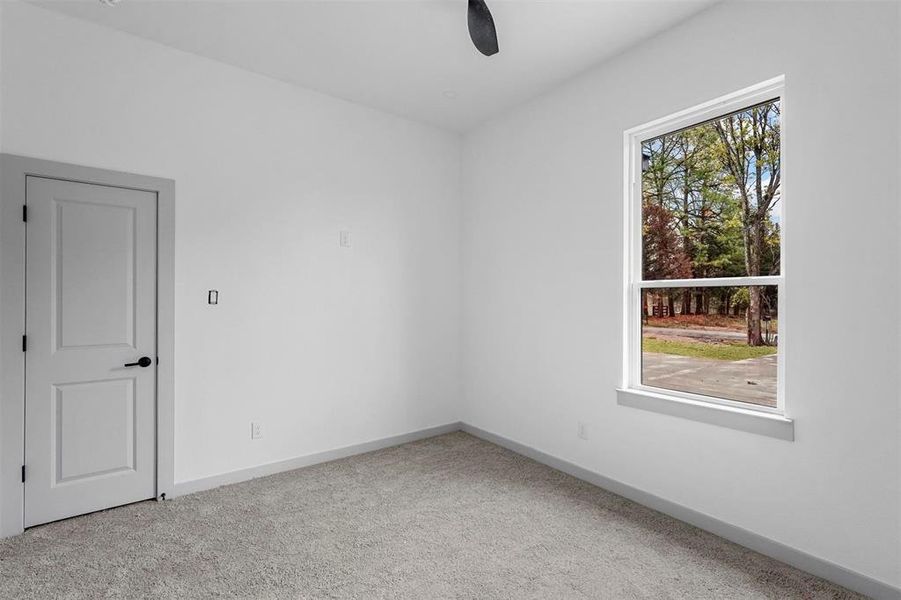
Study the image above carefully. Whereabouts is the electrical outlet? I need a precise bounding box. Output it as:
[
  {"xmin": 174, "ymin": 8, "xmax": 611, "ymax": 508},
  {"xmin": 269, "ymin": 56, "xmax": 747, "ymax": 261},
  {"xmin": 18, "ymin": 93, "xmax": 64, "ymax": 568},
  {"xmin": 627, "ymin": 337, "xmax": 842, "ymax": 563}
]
[
  {"xmin": 251, "ymin": 421, "xmax": 263, "ymax": 440},
  {"xmin": 577, "ymin": 421, "xmax": 588, "ymax": 440}
]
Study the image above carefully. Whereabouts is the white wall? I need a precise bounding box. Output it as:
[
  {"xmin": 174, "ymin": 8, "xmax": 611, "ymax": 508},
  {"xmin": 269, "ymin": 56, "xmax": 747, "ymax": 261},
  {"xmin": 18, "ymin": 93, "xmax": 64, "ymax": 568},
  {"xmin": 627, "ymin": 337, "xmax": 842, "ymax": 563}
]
[
  {"xmin": 462, "ymin": 0, "xmax": 900, "ymax": 589},
  {"xmin": 0, "ymin": 1, "xmax": 461, "ymax": 484}
]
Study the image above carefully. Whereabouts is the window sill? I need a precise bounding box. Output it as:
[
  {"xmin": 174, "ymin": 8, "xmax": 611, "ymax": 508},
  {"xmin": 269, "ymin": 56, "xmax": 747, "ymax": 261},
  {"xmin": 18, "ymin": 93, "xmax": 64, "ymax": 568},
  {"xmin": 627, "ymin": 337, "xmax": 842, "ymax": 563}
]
[{"xmin": 616, "ymin": 388, "xmax": 794, "ymax": 441}]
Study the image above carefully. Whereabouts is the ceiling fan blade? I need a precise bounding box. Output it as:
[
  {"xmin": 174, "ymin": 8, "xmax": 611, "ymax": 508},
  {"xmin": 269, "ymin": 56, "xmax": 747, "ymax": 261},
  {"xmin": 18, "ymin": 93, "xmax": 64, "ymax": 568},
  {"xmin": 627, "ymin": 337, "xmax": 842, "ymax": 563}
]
[{"xmin": 468, "ymin": 0, "xmax": 499, "ymax": 57}]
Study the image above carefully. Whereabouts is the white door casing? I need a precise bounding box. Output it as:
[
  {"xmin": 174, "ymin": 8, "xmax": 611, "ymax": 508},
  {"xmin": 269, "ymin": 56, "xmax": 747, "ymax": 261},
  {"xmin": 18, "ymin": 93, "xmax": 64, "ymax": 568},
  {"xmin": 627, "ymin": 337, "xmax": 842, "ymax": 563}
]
[{"xmin": 24, "ymin": 176, "xmax": 157, "ymax": 527}]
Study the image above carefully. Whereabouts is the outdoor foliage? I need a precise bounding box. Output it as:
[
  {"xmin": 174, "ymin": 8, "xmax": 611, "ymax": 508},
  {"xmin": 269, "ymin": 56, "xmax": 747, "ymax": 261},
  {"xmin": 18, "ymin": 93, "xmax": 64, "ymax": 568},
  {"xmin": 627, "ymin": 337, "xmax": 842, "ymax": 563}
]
[{"xmin": 641, "ymin": 99, "xmax": 781, "ymax": 346}]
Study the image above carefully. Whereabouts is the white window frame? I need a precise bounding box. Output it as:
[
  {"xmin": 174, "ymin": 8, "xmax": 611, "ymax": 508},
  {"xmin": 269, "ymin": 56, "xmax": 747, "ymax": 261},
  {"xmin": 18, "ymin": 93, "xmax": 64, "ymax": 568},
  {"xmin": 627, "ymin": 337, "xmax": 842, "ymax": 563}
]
[{"xmin": 621, "ymin": 77, "xmax": 788, "ymax": 421}]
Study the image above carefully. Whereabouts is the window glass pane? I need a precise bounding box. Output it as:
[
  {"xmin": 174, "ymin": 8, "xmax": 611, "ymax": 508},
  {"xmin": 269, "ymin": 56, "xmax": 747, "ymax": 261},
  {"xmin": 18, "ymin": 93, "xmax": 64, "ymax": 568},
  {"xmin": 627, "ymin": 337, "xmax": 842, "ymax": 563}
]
[
  {"xmin": 641, "ymin": 99, "xmax": 781, "ymax": 280},
  {"xmin": 641, "ymin": 286, "xmax": 778, "ymax": 407}
]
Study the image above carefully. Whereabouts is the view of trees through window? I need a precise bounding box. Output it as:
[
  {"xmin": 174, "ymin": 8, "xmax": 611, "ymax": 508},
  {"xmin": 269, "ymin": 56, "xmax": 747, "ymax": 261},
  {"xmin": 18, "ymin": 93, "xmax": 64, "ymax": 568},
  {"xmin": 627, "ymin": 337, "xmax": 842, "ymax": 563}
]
[{"xmin": 640, "ymin": 98, "xmax": 781, "ymax": 407}]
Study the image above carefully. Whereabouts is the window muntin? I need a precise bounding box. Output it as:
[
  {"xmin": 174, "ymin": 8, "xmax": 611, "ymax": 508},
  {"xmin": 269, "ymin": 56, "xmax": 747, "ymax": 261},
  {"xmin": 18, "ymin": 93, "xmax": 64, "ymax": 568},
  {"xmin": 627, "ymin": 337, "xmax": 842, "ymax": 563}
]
[{"xmin": 626, "ymin": 83, "xmax": 784, "ymax": 413}]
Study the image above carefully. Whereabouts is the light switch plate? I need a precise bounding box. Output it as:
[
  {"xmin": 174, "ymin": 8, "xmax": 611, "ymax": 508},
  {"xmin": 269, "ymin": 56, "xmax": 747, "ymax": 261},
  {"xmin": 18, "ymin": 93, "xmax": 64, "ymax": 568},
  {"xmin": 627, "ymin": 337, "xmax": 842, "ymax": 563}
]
[
  {"xmin": 251, "ymin": 421, "xmax": 263, "ymax": 440},
  {"xmin": 339, "ymin": 230, "xmax": 352, "ymax": 248}
]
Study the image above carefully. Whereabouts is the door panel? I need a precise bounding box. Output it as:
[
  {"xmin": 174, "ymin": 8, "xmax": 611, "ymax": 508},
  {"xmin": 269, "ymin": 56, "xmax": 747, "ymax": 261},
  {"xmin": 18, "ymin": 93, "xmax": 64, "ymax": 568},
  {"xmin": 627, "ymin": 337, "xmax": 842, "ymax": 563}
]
[
  {"xmin": 25, "ymin": 177, "xmax": 157, "ymax": 527},
  {"xmin": 54, "ymin": 378, "xmax": 135, "ymax": 484},
  {"xmin": 56, "ymin": 199, "xmax": 136, "ymax": 350}
]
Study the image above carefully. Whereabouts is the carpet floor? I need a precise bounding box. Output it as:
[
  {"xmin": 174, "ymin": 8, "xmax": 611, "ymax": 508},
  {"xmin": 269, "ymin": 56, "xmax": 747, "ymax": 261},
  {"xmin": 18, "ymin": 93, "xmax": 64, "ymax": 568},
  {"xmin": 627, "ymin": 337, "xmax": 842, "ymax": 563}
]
[{"xmin": 0, "ymin": 432, "xmax": 863, "ymax": 599}]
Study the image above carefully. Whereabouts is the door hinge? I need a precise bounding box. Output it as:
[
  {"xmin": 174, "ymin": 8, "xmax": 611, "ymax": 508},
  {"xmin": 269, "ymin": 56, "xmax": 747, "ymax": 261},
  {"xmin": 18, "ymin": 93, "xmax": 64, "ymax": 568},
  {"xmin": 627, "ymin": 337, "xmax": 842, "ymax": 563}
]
[
  {"xmin": 21, "ymin": 465, "xmax": 25, "ymax": 483},
  {"xmin": 22, "ymin": 205, "xmax": 27, "ymax": 223},
  {"xmin": 22, "ymin": 335, "xmax": 26, "ymax": 352}
]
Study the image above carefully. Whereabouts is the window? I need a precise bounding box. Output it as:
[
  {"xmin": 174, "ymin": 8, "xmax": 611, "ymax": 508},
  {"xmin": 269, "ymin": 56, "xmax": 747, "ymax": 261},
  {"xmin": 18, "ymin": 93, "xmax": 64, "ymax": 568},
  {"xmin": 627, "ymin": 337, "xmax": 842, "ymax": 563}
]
[{"xmin": 623, "ymin": 79, "xmax": 785, "ymax": 416}]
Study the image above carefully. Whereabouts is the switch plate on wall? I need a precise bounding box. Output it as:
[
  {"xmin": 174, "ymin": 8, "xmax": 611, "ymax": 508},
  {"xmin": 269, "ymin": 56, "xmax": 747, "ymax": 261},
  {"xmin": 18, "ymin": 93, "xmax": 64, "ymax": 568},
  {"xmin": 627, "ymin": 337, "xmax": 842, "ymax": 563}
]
[
  {"xmin": 339, "ymin": 230, "xmax": 352, "ymax": 248},
  {"xmin": 251, "ymin": 421, "xmax": 263, "ymax": 440}
]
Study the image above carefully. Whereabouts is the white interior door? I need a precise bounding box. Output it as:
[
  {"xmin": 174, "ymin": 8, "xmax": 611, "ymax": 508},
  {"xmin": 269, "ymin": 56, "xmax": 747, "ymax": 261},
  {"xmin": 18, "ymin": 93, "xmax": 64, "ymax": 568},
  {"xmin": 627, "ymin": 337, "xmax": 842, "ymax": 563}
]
[{"xmin": 24, "ymin": 176, "xmax": 157, "ymax": 527}]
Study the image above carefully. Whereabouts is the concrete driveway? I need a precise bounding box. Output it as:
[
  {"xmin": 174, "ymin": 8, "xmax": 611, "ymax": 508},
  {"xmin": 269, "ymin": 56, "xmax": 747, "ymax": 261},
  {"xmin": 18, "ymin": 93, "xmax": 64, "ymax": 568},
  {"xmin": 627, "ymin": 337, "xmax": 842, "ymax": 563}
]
[
  {"xmin": 644, "ymin": 326, "xmax": 746, "ymax": 342},
  {"xmin": 642, "ymin": 352, "xmax": 777, "ymax": 407}
]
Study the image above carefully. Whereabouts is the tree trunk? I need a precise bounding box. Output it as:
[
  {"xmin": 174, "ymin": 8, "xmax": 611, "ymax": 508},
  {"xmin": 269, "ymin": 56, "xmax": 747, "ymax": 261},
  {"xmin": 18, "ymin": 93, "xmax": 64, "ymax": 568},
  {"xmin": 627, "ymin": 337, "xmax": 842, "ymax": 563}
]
[
  {"xmin": 745, "ymin": 211, "xmax": 766, "ymax": 345},
  {"xmin": 747, "ymin": 285, "xmax": 764, "ymax": 346},
  {"xmin": 667, "ymin": 295, "xmax": 675, "ymax": 318},
  {"xmin": 681, "ymin": 289, "xmax": 692, "ymax": 315}
]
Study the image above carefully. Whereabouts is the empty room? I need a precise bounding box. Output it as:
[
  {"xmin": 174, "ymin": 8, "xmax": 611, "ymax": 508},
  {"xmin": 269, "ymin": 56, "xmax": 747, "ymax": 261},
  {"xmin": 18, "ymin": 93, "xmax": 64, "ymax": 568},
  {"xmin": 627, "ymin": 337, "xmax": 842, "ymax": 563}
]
[{"xmin": 0, "ymin": 0, "xmax": 899, "ymax": 598}]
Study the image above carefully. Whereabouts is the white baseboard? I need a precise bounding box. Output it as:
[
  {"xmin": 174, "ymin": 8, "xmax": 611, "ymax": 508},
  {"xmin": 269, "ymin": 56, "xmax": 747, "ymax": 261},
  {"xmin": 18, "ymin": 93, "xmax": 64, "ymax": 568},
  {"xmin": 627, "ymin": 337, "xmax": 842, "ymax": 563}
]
[
  {"xmin": 170, "ymin": 422, "xmax": 463, "ymax": 498},
  {"xmin": 460, "ymin": 423, "xmax": 900, "ymax": 600}
]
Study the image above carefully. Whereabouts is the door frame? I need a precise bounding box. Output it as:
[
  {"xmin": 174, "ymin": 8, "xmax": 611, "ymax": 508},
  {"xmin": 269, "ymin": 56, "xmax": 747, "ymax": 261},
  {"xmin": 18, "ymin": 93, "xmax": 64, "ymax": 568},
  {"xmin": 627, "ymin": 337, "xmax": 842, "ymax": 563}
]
[{"xmin": 0, "ymin": 154, "xmax": 175, "ymax": 537}]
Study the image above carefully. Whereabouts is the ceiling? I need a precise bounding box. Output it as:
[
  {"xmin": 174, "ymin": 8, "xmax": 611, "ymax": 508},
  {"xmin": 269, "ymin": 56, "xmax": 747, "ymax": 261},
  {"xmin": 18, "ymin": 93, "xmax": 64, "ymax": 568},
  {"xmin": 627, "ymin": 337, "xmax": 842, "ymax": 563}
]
[{"xmin": 31, "ymin": 0, "xmax": 717, "ymax": 132}]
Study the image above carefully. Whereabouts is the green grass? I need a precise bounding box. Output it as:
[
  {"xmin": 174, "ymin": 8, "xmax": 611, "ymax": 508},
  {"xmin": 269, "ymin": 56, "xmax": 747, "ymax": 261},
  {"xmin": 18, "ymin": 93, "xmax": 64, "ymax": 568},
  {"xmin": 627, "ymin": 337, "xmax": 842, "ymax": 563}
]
[{"xmin": 643, "ymin": 336, "xmax": 777, "ymax": 361}]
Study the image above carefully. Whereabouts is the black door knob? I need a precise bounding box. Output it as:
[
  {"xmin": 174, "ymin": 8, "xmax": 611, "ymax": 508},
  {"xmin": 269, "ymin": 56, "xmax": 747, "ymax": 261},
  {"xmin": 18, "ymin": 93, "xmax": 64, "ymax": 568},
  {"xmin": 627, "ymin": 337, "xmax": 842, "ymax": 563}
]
[{"xmin": 124, "ymin": 356, "xmax": 152, "ymax": 368}]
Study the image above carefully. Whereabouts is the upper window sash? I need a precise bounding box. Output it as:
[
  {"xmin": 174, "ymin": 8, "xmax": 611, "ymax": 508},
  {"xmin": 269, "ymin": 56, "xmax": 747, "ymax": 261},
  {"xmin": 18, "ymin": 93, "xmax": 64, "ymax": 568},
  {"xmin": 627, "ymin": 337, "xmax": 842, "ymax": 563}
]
[{"xmin": 625, "ymin": 75, "xmax": 786, "ymax": 287}]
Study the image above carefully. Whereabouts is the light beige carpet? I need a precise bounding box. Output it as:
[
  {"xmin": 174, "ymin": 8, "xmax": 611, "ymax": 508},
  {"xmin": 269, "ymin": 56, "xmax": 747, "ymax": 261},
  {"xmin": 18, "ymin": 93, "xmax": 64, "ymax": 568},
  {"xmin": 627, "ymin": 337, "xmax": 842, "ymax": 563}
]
[{"xmin": 0, "ymin": 432, "xmax": 863, "ymax": 599}]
